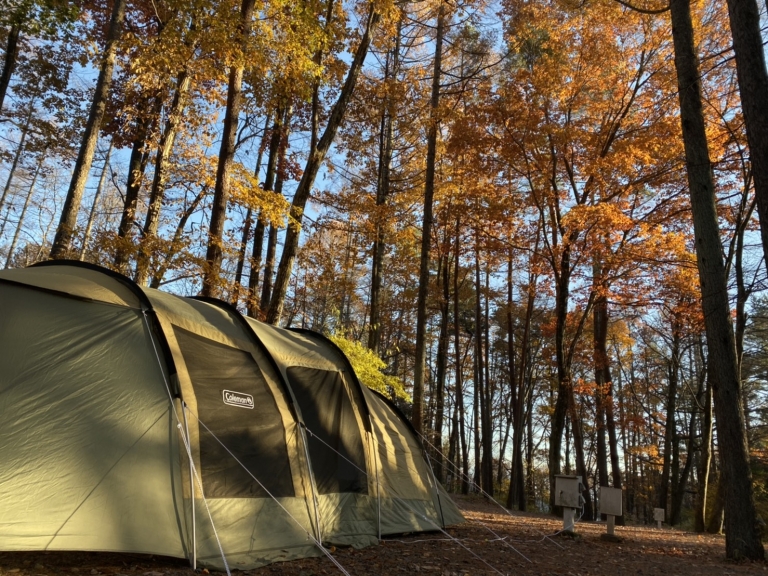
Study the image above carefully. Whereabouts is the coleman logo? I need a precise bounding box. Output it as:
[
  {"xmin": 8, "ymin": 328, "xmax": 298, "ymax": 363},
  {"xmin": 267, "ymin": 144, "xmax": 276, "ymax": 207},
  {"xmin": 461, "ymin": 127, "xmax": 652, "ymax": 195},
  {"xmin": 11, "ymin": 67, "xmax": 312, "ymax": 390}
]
[{"xmin": 222, "ymin": 390, "xmax": 254, "ymax": 409}]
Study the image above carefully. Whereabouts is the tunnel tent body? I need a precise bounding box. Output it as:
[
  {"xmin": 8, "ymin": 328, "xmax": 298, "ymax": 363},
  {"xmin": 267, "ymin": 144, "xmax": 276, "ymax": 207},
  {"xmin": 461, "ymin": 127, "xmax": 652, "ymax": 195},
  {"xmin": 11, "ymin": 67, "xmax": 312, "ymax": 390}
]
[{"xmin": 0, "ymin": 261, "xmax": 463, "ymax": 571}]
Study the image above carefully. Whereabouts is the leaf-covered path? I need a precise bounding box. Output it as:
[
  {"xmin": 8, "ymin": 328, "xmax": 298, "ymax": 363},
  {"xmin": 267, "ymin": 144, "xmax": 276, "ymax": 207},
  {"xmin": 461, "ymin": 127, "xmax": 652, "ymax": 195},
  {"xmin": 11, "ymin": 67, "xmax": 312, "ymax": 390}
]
[{"xmin": 1, "ymin": 496, "xmax": 765, "ymax": 576}]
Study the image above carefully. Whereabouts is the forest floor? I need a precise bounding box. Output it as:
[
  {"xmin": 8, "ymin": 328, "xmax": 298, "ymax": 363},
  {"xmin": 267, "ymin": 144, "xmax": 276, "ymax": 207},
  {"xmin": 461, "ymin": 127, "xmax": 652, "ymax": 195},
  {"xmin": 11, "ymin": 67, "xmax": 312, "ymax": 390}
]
[{"xmin": 1, "ymin": 495, "xmax": 766, "ymax": 576}]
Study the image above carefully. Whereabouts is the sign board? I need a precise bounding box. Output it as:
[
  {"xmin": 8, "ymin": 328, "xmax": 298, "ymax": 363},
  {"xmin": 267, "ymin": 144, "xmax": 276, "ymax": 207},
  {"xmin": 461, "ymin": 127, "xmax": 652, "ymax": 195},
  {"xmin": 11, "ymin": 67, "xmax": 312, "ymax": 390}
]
[
  {"xmin": 599, "ymin": 486, "xmax": 623, "ymax": 517},
  {"xmin": 555, "ymin": 474, "xmax": 583, "ymax": 508},
  {"xmin": 653, "ymin": 508, "xmax": 665, "ymax": 522}
]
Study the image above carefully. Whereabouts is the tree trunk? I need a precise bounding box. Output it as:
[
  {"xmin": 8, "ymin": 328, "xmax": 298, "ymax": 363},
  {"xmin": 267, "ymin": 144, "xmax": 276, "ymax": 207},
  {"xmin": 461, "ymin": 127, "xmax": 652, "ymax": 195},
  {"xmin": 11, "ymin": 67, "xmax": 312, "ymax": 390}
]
[
  {"xmin": 232, "ymin": 115, "xmax": 271, "ymax": 306},
  {"xmin": 0, "ymin": 105, "xmax": 33, "ymax": 230},
  {"xmin": 50, "ymin": 0, "xmax": 126, "ymax": 259},
  {"xmin": 149, "ymin": 187, "xmax": 206, "ymax": 288},
  {"xmin": 266, "ymin": 4, "xmax": 380, "ymax": 324},
  {"xmin": 201, "ymin": 0, "xmax": 256, "ymax": 296},
  {"xmin": 660, "ymin": 322, "xmax": 680, "ymax": 516},
  {"xmin": 134, "ymin": 73, "xmax": 192, "ymax": 285},
  {"xmin": 695, "ymin": 353, "xmax": 713, "ymax": 532},
  {"xmin": 79, "ymin": 141, "xmax": 113, "ymax": 261},
  {"xmin": 113, "ymin": 107, "xmax": 156, "ymax": 274},
  {"xmin": 454, "ymin": 216, "xmax": 469, "ymax": 494},
  {"xmin": 368, "ymin": 18, "xmax": 401, "ymax": 354},
  {"xmin": 432, "ymin": 250, "xmax": 450, "ymax": 483},
  {"xmin": 409, "ymin": 0, "xmax": 445, "ymax": 435},
  {"xmin": 4, "ymin": 154, "xmax": 43, "ymax": 268},
  {"xmin": 724, "ymin": 0, "xmax": 768, "ymax": 268},
  {"xmin": 260, "ymin": 106, "xmax": 291, "ymax": 310},
  {"xmin": 0, "ymin": 20, "xmax": 20, "ymax": 112},
  {"xmin": 669, "ymin": 0, "xmax": 764, "ymax": 558}
]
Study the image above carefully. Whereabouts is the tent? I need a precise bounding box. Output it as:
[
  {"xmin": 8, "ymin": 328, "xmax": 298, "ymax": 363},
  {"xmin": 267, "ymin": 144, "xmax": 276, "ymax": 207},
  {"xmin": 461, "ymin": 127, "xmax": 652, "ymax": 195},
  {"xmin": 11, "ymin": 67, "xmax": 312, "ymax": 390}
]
[{"xmin": 0, "ymin": 261, "xmax": 463, "ymax": 570}]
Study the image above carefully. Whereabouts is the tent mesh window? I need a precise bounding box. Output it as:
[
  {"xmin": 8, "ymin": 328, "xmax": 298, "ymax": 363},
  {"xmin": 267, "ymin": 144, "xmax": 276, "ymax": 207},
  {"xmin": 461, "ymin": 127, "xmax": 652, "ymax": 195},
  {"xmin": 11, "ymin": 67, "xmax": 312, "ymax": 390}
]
[
  {"xmin": 175, "ymin": 327, "xmax": 294, "ymax": 498},
  {"xmin": 287, "ymin": 367, "xmax": 368, "ymax": 495}
]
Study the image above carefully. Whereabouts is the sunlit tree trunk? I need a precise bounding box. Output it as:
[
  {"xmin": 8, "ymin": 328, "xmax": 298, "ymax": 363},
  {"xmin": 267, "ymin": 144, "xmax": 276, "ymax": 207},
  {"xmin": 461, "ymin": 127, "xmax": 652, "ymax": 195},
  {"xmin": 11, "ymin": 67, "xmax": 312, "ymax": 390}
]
[
  {"xmin": 724, "ymin": 0, "xmax": 768, "ymax": 268},
  {"xmin": 695, "ymin": 346, "xmax": 713, "ymax": 532},
  {"xmin": 0, "ymin": 20, "xmax": 20, "ymax": 112},
  {"xmin": 411, "ymin": 0, "xmax": 446, "ymax": 434},
  {"xmin": 368, "ymin": 17, "xmax": 401, "ymax": 353},
  {"xmin": 113, "ymin": 99, "xmax": 158, "ymax": 274},
  {"xmin": 4, "ymin": 154, "xmax": 43, "ymax": 268},
  {"xmin": 50, "ymin": 0, "xmax": 126, "ymax": 259},
  {"xmin": 232, "ymin": 115, "xmax": 270, "ymax": 307},
  {"xmin": 0, "ymin": 105, "xmax": 33, "ymax": 227},
  {"xmin": 266, "ymin": 4, "xmax": 380, "ymax": 324},
  {"xmin": 79, "ymin": 141, "xmax": 113, "ymax": 261},
  {"xmin": 135, "ymin": 74, "xmax": 192, "ymax": 285},
  {"xmin": 201, "ymin": 0, "xmax": 256, "ymax": 296},
  {"xmin": 669, "ymin": 0, "xmax": 764, "ymax": 558}
]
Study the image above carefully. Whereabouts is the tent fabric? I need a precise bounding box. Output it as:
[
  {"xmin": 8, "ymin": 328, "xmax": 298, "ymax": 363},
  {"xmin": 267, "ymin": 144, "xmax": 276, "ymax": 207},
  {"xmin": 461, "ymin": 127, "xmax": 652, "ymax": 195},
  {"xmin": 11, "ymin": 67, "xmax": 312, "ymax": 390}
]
[{"xmin": 0, "ymin": 262, "xmax": 464, "ymax": 570}]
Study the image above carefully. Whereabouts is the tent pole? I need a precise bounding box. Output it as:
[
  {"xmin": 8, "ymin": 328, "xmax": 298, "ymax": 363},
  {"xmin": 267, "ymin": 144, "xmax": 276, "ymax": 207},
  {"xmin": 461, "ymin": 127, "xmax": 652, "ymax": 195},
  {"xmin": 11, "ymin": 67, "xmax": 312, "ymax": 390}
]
[
  {"xmin": 372, "ymin": 433, "xmax": 381, "ymax": 541},
  {"xmin": 182, "ymin": 402, "xmax": 196, "ymax": 569},
  {"xmin": 424, "ymin": 449, "xmax": 447, "ymax": 529},
  {"xmin": 299, "ymin": 425, "xmax": 323, "ymax": 543}
]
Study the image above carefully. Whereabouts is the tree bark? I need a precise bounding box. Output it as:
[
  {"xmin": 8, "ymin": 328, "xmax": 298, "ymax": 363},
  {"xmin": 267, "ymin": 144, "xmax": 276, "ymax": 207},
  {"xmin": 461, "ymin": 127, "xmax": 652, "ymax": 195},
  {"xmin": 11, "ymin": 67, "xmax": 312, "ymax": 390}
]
[
  {"xmin": 79, "ymin": 141, "xmax": 113, "ymax": 260},
  {"xmin": 695, "ymin": 351, "xmax": 713, "ymax": 532},
  {"xmin": 260, "ymin": 105, "xmax": 291, "ymax": 310},
  {"xmin": 201, "ymin": 0, "xmax": 256, "ymax": 296},
  {"xmin": 669, "ymin": 0, "xmax": 764, "ymax": 558},
  {"xmin": 134, "ymin": 73, "xmax": 191, "ymax": 285},
  {"xmin": 412, "ymin": 0, "xmax": 445, "ymax": 435},
  {"xmin": 232, "ymin": 114, "xmax": 271, "ymax": 307},
  {"xmin": 368, "ymin": 18, "xmax": 401, "ymax": 354},
  {"xmin": 0, "ymin": 105, "xmax": 32, "ymax": 233},
  {"xmin": 113, "ymin": 106, "xmax": 155, "ymax": 273},
  {"xmin": 50, "ymin": 0, "xmax": 126, "ymax": 259},
  {"xmin": 266, "ymin": 3, "xmax": 380, "ymax": 325},
  {"xmin": 4, "ymin": 154, "xmax": 43, "ymax": 268},
  {"xmin": 659, "ymin": 321, "xmax": 680, "ymax": 516},
  {"xmin": 0, "ymin": 20, "xmax": 20, "ymax": 112},
  {"xmin": 432, "ymin": 250, "xmax": 450, "ymax": 483},
  {"xmin": 724, "ymin": 0, "xmax": 768, "ymax": 269}
]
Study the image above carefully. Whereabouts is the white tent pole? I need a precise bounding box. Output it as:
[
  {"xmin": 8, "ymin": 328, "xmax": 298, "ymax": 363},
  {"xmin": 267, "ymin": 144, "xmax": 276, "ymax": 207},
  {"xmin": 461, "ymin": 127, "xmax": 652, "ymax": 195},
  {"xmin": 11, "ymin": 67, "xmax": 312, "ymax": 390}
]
[
  {"xmin": 182, "ymin": 402, "xmax": 196, "ymax": 569},
  {"xmin": 298, "ymin": 425, "xmax": 323, "ymax": 543},
  {"xmin": 373, "ymin": 433, "xmax": 381, "ymax": 541}
]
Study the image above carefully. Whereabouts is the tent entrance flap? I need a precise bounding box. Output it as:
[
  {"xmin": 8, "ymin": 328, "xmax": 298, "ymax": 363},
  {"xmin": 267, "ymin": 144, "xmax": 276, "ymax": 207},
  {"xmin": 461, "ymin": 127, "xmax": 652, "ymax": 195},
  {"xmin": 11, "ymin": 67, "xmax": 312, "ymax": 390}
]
[
  {"xmin": 287, "ymin": 367, "xmax": 367, "ymax": 495},
  {"xmin": 175, "ymin": 327, "xmax": 294, "ymax": 499}
]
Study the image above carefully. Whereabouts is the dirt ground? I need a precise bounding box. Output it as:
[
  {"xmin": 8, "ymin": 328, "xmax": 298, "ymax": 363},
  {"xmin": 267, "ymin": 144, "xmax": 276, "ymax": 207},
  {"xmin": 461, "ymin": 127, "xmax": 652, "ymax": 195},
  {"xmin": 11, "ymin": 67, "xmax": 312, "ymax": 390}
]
[{"xmin": 1, "ymin": 496, "xmax": 766, "ymax": 576}]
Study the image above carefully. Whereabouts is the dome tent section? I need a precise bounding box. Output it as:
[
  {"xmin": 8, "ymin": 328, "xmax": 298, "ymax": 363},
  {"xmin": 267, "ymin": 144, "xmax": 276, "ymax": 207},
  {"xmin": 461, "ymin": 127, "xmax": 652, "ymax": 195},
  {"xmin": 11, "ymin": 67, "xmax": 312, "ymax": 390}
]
[
  {"xmin": 245, "ymin": 321, "xmax": 465, "ymax": 539},
  {"xmin": 0, "ymin": 261, "xmax": 463, "ymax": 571},
  {"xmin": 0, "ymin": 264, "xmax": 188, "ymax": 559}
]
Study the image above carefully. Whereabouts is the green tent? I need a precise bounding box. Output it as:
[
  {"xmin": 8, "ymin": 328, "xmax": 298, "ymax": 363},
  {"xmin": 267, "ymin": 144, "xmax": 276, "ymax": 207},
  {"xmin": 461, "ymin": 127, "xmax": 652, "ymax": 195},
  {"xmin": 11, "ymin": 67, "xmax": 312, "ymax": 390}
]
[{"xmin": 0, "ymin": 261, "xmax": 463, "ymax": 570}]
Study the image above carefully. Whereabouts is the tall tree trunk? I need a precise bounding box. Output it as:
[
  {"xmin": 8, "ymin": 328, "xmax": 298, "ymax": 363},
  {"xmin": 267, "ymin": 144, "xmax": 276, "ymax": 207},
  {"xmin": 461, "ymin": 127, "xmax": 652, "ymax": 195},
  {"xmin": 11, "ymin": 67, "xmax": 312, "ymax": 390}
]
[
  {"xmin": 0, "ymin": 105, "xmax": 33, "ymax": 227},
  {"xmin": 50, "ymin": 0, "xmax": 126, "ymax": 259},
  {"xmin": 201, "ymin": 0, "xmax": 256, "ymax": 296},
  {"xmin": 266, "ymin": 3, "xmax": 380, "ymax": 324},
  {"xmin": 659, "ymin": 322, "xmax": 680, "ymax": 516},
  {"xmin": 149, "ymin": 187, "xmax": 206, "ymax": 288},
  {"xmin": 0, "ymin": 20, "xmax": 20, "ymax": 112},
  {"xmin": 113, "ymin": 107, "xmax": 156, "ymax": 273},
  {"xmin": 669, "ymin": 0, "xmax": 764, "ymax": 558},
  {"xmin": 695, "ymin": 350, "xmax": 713, "ymax": 532},
  {"xmin": 368, "ymin": 17, "xmax": 402, "ymax": 353},
  {"xmin": 568, "ymin": 381, "xmax": 594, "ymax": 520},
  {"xmin": 432, "ymin": 249, "xmax": 450, "ymax": 483},
  {"xmin": 247, "ymin": 105, "xmax": 284, "ymax": 316},
  {"xmin": 454, "ymin": 216, "xmax": 469, "ymax": 494},
  {"xmin": 79, "ymin": 141, "xmax": 113, "ymax": 260},
  {"xmin": 724, "ymin": 0, "xmax": 768, "ymax": 268},
  {"xmin": 232, "ymin": 114, "xmax": 271, "ymax": 306},
  {"xmin": 260, "ymin": 106, "xmax": 291, "ymax": 310},
  {"xmin": 412, "ymin": 0, "xmax": 446, "ymax": 437},
  {"xmin": 135, "ymin": 73, "xmax": 192, "ymax": 285},
  {"xmin": 4, "ymin": 154, "xmax": 43, "ymax": 268}
]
